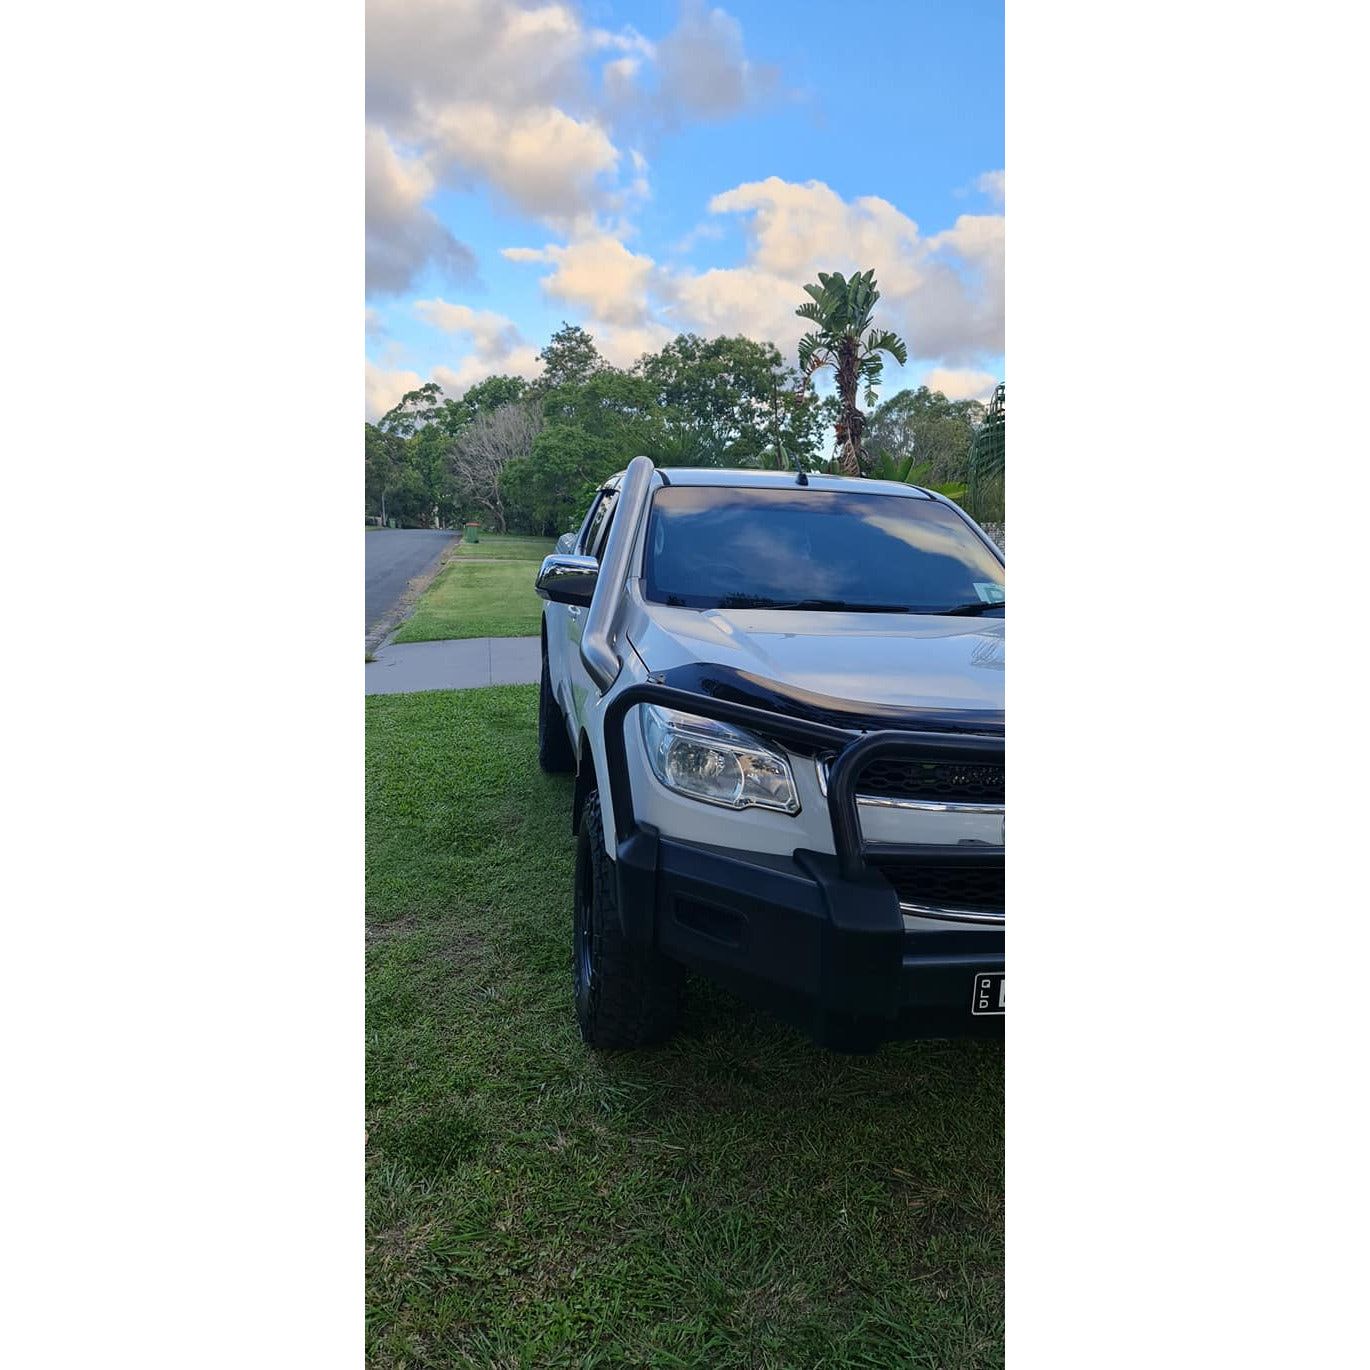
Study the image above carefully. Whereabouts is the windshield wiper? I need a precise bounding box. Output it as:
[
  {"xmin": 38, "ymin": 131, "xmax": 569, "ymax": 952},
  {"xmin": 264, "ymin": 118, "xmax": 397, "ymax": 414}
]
[
  {"xmin": 937, "ymin": 600, "xmax": 1005, "ymax": 615},
  {"xmin": 718, "ymin": 596, "xmax": 912, "ymax": 613}
]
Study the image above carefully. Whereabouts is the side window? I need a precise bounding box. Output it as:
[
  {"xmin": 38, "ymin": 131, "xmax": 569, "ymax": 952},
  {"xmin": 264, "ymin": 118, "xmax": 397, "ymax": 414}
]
[
  {"xmin": 582, "ymin": 491, "xmax": 618, "ymax": 560},
  {"xmin": 575, "ymin": 493, "xmax": 606, "ymax": 556},
  {"xmin": 589, "ymin": 500, "xmax": 618, "ymax": 562}
]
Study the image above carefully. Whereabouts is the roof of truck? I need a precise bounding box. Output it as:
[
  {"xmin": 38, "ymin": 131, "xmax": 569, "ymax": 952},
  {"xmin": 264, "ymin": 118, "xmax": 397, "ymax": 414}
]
[{"xmin": 622, "ymin": 466, "xmax": 936, "ymax": 497}]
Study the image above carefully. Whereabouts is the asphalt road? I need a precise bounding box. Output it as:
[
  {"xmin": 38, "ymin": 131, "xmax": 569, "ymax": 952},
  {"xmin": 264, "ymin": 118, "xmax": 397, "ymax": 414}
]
[{"xmin": 365, "ymin": 529, "xmax": 457, "ymax": 634}]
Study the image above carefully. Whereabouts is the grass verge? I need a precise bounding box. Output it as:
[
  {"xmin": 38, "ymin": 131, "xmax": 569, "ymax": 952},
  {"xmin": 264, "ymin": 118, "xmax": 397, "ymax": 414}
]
[
  {"xmin": 393, "ymin": 560, "xmax": 542, "ymax": 642},
  {"xmin": 453, "ymin": 533, "xmax": 556, "ymax": 561},
  {"xmin": 366, "ymin": 686, "xmax": 1004, "ymax": 1368}
]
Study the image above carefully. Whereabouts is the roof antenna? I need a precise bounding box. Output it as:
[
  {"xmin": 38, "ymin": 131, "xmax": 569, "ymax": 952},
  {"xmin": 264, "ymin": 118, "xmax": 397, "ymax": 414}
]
[{"xmin": 770, "ymin": 377, "xmax": 807, "ymax": 485}]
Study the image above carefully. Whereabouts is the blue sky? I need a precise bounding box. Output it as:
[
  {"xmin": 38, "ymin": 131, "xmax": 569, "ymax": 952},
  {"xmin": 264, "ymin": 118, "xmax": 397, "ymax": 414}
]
[{"xmin": 365, "ymin": 0, "xmax": 1004, "ymax": 418}]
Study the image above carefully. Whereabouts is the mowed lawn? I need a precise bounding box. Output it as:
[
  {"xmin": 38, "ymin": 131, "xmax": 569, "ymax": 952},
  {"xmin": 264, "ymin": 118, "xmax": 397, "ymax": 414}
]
[
  {"xmin": 393, "ymin": 561, "xmax": 543, "ymax": 642},
  {"xmin": 452, "ymin": 533, "xmax": 556, "ymax": 562},
  {"xmin": 392, "ymin": 534, "xmax": 555, "ymax": 642},
  {"xmin": 366, "ymin": 686, "xmax": 1004, "ymax": 1369}
]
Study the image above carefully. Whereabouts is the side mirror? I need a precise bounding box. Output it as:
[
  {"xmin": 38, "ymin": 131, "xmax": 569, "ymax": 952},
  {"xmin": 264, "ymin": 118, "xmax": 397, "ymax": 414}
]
[{"xmin": 535, "ymin": 554, "xmax": 599, "ymax": 607}]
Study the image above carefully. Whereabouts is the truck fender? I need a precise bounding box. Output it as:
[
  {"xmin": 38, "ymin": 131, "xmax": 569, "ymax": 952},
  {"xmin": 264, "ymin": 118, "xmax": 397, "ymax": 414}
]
[{"xmin": 572, "ymin": 733, "xmax": 595, "ymax": 836}]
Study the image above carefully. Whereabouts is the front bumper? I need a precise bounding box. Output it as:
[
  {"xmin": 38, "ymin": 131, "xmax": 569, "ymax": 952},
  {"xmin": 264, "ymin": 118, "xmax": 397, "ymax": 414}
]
[
  {"xmin": 602, "ymin": 680, "xmax": 1004, "ymax": 1047},
  {"xmin": 615, "ymin": 829, "xmax": 1002, "ymax": 1045}
]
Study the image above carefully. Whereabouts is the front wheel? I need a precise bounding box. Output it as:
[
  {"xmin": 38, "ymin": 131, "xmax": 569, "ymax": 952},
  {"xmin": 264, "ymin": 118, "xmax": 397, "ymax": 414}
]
[{"xmin": 573, "ymin": 791, "xmax": 683, "ymax": 1048}]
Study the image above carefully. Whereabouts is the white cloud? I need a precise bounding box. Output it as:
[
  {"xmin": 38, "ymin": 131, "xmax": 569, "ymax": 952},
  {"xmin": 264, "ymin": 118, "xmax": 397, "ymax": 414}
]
[
  {"xmin": 654, "ymin": 0, "xmax": 776, "ymax": 123},
  {"xmin": 500, "ymin": 175, "xmax": 1004, "ymax": 382},
  {"xmin": 423, "ymin": 100, "xmax": 620, "ymax": 226},
  {"xmin": 501, "ymin": 235, "xmax": 656, "ymax": 325},
  {"xmin": 662, "ymin": 265, "xmax": 801, "ymax": 354},
  {"xmin": 365, "ymin": 0, "xmax": 784, "ymax": 295},
  {"xmin": 928, "ymin": 213, "xmax": 1004, "ymax": 266},
  {"xmin": 366, "ymin": 339, "xmax": 543, "ymax": 419},
  {"xmin": 412, "ymin": 301, "xmax": 525, "ymax": 357},
  {"xmin": 592, "ymin": 321, "xmax": 677, "ymax": 370},
  {"xmin": 411, "ymin": 298, "xmax": 544, "ymax": 399},
  {"xmin": 367, "ymin": 0, "xmax": 662, "ymax": 232},
  {"xmin": 432, "ymin": 348, "xmax": 543, "ymax": 398},
  {"xmin": 707, "ymin": 178, "xmax": 924, "ymax": 292},
  {"xmin": 590, "ymin": 25, "xmax": 656, "ymax": 59},
  {"xmin": 365, "ymin": 359, "xmax": 425, "ymax": 421},
  {"xmin": 919, "ymin": 214, "xmax": 1005, "ymax": 360},
  {"xmin": 365, "ymin": 8, "xmax": 1000, "ymax": 404},
  {"xmin": 976, "ymin": 169, "xmax": 1005, "ymax": 206},
  {"xmin": 922, "ymin": 368, "xmax": 1000, "ymax": 402},
  {"xmin": 365, "ymin": 127, "xmax": 477, "ymax": 297},
  {"xmin": 696, "ymin": 178, "xmax": 1003, "ymax": 366},
  {"xmin": 602, "ymin": 56, "xmax": 641, "ymax": 100},
  {"xmin": 367, "ymin": 0, "xmax": 587, "ymax": 123}
]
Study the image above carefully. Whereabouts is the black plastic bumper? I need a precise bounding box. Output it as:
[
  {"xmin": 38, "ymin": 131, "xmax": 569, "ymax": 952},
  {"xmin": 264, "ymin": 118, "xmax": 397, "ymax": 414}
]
[
  {"xmin": 602, "ymin": 678, "xmax": 1005, "ymax": 1047},
  {"xmin": 615, "ymin": 827, "xmax": 1002, "ymax": 1045}
]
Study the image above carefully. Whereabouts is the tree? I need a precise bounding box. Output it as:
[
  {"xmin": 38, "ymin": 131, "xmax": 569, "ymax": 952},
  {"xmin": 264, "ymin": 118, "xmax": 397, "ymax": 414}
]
[
  {"xmin": 404, "ymin": 423, "xmax": 461, "ymax": 527},
  {"xmin": 637, "ymin": 333, "xmax": 826, "ymax": 468},
  {"xmin": 364, "ymin": 422, "xmax": 403, "ymax": 524},
  {"xmin": 536, "ymin": 322, "xmax": 603, "ymax": 391},
  {"xmin": 864, "ymin": 386, "xmax": 988, "ymax": 488},
  {"xmin": 502, "ymin": 369, "xmax": 665, "ymax": 534},
  {"xmin": 966, "ymin": 381, "xmax": 1005, "ymax": 522},
  {"xmin": 449, "ymin": 401, "xmax": 542, "ymax": 533},
  {"xmin": 378, "ymin": 381, "xmax": 444, "ymax": 437},
  {"xmin": 457, "ymin": 374, "xmax": 529, "ymax": 417},
  {"xmin": 865, "ymin": 450, "xmax": 968, "ymax": 504},
  {"xmin": 795, "ymin": 269, "xmax": 908, "ymax": 475},
  {"xmin": 429, "ymin": 374, "xmax": 533, "ymax": 439},
  {"xmin": 384, "ymin": 462, "xmax": 432, "ymax": 527}
]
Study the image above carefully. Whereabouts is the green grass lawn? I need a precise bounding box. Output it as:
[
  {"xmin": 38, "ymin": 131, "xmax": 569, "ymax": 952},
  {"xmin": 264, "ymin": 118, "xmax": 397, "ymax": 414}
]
[
  {"xmin": 453, "ymin": 532, "xmax": 556, "ymax": 561},
  {"xmin": 366, "ymin": 686, "xmax": 1004, "ymax": 1368},
  {"xmin": 393, "ymin": 560, "xmax": 543, "ymax": 642}
]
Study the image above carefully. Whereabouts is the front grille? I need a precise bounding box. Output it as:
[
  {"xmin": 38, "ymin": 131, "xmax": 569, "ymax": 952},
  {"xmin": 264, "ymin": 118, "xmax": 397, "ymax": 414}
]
[
  {"xmin": 856, "ymin": 757, "xmax": 1004, "ymax": 805},
  {"xmin": 874, "ymin": 860, "xmax": 1004, "ymax": 914}
]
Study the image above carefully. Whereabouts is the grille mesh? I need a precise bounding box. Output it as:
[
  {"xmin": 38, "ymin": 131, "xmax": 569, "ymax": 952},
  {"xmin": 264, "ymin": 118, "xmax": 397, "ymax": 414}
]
[
  {"xmin": 875, "ymin": 860, "xmax": 1004, "ymax": 913},
  {"xmin": 857, "ymin": 758, "xmax": 1004, "ymax": 804}
]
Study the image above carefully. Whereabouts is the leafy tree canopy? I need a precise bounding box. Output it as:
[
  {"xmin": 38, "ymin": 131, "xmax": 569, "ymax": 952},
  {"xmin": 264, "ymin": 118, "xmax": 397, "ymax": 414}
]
[
  {"xmin": 536, "ymin": 322, "xmax": 603, "ymax": 391},
  {"xmin": 365, "ymin": 316, "xmax": 1000, "ymax": 532},
  {"xmin": 378, "ymin": 381, "xmax": 444, "ymax": 437},
  {"xmin": 864, "ymin": 386, "xmax": 987, "ymax": 487},
  {"xmin": 636, "ymin": 333, "xmax": 824, "ymax": 469}
]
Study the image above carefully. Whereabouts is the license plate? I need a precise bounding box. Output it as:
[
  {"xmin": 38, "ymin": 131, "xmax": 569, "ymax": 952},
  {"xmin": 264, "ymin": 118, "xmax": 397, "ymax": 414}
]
[{"xmin": 971, "ymin": 971, "xmax": 1004, "ymax": 1016}]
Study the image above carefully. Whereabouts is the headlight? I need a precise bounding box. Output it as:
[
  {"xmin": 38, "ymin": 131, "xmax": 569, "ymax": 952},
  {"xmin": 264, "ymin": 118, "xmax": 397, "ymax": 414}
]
[{"xmin": 639, "ymin": 704, "xmax": 800, "ymax": 814}]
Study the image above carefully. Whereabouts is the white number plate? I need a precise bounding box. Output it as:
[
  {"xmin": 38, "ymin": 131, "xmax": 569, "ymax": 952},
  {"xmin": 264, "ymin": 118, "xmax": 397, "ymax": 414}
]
[{"xmin": 971, "ymin": 972, "xmax": 1004, "ymax": 1016}]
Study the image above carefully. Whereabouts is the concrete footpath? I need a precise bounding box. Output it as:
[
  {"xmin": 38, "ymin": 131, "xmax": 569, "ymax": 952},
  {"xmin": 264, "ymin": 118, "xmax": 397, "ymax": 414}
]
[{"xmin": 365, "ymin": 636, "xmax": 540, "ymax": 695}]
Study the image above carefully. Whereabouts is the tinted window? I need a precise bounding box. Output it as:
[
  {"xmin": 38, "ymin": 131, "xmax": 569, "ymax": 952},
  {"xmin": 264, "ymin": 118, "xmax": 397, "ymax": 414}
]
[
  {"xmin": 578, "ymin": 489, "xmax": 616, "ymax": 557},
  {"xmin": 642, "ymin": 486, "xmax": 1004, "ymax": 613},
  {"xmin": 590, "ymin": 502, "xmax": 617, "ymax": 561}
]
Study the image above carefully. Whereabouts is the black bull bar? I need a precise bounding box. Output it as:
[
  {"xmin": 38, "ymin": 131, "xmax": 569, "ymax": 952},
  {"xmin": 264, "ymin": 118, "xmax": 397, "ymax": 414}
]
[{"xmin": 601, "ymin": 678, "xmax": 1004, "ymax": 890}]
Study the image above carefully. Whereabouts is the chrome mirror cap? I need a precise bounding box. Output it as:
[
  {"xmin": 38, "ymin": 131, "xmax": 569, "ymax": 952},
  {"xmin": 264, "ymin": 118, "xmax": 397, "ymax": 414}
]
[{"xmin": 535, "ymin": 554, "xmax": 599, "ymax": 607}]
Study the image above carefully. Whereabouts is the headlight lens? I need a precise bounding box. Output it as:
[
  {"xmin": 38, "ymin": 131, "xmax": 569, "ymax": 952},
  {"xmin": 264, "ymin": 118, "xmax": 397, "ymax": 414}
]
[{"xmin": 639, "ymin": 705, "xmax": 800, "ymax": 813}]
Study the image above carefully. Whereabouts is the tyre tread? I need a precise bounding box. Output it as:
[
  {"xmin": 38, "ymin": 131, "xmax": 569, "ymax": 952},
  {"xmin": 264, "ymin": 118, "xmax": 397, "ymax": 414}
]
[{"xmin": 577, "ymin": 792, "xmax": 682, "ymax": 1048}]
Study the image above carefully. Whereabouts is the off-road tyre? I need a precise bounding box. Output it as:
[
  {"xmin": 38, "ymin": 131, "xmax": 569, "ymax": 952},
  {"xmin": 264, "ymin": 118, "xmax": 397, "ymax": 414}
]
[
  {"xmin": 537, "ymin": 649, "xmax": 576, "ymax": 773},
  {"xmin": 573, "ymin": 791, "xmax": 683, "ymax": 1048}
]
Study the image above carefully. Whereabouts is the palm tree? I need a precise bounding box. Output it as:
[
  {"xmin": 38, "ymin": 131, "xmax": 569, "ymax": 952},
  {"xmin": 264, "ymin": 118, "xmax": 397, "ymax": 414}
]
[{"xmin": 795, "ymin": 269, "xmax": 908, "ymax": 475}]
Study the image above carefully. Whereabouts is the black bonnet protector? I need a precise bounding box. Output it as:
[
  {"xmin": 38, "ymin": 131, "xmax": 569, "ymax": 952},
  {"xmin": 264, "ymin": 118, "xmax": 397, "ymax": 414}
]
[{"xmin": 645, "ymin": 661, "xmax": 1004, "ymax": 747}]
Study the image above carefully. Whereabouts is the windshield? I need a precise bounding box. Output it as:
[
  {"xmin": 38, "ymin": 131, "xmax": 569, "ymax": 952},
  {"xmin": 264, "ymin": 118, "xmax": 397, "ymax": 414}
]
[{"xmin": 641, "ymin": 485, "xmax": 1004, "ymax": 613}]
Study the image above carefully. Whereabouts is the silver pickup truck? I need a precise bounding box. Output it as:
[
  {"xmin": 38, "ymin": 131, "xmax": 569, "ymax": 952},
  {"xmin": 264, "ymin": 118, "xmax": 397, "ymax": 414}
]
[{"xmin": 535, "ymin": 457, "xmax": 1004, "ymax": 1051}]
